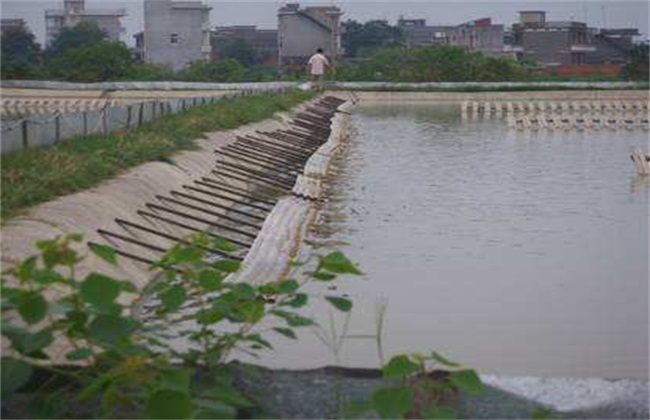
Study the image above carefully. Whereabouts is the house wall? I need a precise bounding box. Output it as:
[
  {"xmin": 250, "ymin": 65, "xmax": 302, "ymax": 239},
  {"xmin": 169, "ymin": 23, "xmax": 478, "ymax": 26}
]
[{"xmin": 144, "ymin": 0, "xmax": 210, "ymax": 71}]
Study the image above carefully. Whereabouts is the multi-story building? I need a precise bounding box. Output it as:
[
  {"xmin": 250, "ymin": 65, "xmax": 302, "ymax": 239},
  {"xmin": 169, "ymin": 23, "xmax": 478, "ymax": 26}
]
[
  {"xmin": 398, "ymin": 17, "xmax": 507, "ymax": 57},
  {"xmin": 44, "ymin": 0, "xmax": 125, "ymax": 46},
  {"xmin": 511, "ymin": 11, "xmax": 595, "ymax": 65},
  {"xmin": 142, "ymin": 0, "xmax": 212, "ymax": 71},
  {"xmin": 397, "ymin": 18, "xmax": 451, "ymax": 47},
  {"xmin": 278, "ymin": 3, "xmax": 342, "ymax": 70},
  {"xmin": 511, "ymin": 10, "xmax": 639, "ymax": 69},
  {"xmin": 211, "ymin": 26, "xmax": 279, "ymax": 66},
  {"xmin": 1, "ymin": 18, "xmax": 27, "ymax": 34},
  {"xmin": 587, "ymin": 28, "xmax": 640, "ymax": 65},
  {"xmin": 448, "ymin": 18, "xmax": 506, "ymax": 57}
]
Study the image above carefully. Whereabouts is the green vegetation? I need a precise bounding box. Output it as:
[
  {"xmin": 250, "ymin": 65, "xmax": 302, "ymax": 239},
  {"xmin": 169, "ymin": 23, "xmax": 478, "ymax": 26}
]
[
  {"xmin": 1, "ymin": 234, "xmax": 362, "ymax": 418},
  {"xmin": 1, "ymin": 90, "xmax": 314, "ymax": 220},
  {"xmin": 336, "ymin": 45, "xmax": 528, "ymax": 82},
  {"xmin": 342, "ymin": 19, "xmax": 404, "ymax": 57},
  {"xmin": 348, "ymin": 352, "xmax": 484, "ymax": 418},
  {"xmin": 0, "ymin": 24, "xmax": 42, "ymax": 79}
]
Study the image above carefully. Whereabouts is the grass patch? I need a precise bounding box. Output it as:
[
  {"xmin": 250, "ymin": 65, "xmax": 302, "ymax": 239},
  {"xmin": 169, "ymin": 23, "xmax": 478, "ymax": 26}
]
[{"xmin": 1, "ymin": 90, "xmax": 315, "ymax": 220}]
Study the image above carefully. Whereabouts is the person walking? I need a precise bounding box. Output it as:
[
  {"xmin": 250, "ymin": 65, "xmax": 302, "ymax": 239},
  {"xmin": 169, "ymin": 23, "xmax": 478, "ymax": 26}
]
[{"xmin": 307, "ymin": 48, "xmax": 332, "ymax": 92}]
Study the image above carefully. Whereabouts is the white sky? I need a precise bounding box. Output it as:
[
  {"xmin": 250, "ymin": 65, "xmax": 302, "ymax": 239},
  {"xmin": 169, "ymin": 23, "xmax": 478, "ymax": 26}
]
[{"xmin": 1, "ymin": 0, "xmax": 648, "ymax": 47}]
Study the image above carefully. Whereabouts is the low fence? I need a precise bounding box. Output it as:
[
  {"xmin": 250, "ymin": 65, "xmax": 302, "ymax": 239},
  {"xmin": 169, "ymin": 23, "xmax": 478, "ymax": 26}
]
[
  {"xmin": 1, "ymin": 88, "xmax": 288, "ymax": 155},
  {"xmin": 0, "ymin": 80, "xmax": 299, "ymax": 91}
]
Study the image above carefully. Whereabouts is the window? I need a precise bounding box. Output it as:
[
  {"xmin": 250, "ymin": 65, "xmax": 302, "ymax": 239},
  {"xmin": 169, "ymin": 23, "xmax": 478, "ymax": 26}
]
[{"xmin": 170, "ymin": 33, "xmax": 179, "ymax": 44}]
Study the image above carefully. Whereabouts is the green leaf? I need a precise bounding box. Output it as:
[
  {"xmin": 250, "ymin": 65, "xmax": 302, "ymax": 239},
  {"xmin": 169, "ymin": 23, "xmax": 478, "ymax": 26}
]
[
  {"xmin": 325, "ymin": 296, "xmax": 353, "ymax": 312},
  {"xmin": 311, "ymin": 271, "xmax": 337, "ymax": 281},
  {"xmin": 88, "ymin": 315, "xmax": 138, "ymax": 344},
  {"xmin": 273, "ymin": 327, "xmax": 297, "ymax": 340},
  {"xmin": 195, "ymin": 401, "xmax": 236, "ymax": 419},
  {"xmin": 371, "ymin": 386, "xmax": 413, "ymax": 419},
  {"xmin": 271, "ymin": 310, "xmax": 315, "ymax": 327},
  {"xmin": 159, "ymin": 368, "xmax": 191, "ymax": 393},
  {"xmin": 429, "ymin": 351, "xmax": 461, "ymax": 368},
  {"xmin": 212, "ymin": 237, "xmax": 237, "ymax": 253},
  {"xmin": 196, "ymin": 310, "xmax": 225, "ymax": 325},
  {"xmin": 320, "ymin": 251, "xmax": 363, "ymax": 275},
  {"xmin": 172, "ymin": 246, "xmax": 204, "ymax": 264},
  {"xmin": 1, "ymin": 357, "xmax": 33, "ymax": 395},
  {"xmin": 532, "ymin": 408, "xmax": 554, "ymax": 420},
  {"xmin": 345, "ymin": 400, "xmax": 374, "ymax": 417},
  {"xmin": 245, "ymin": 333, "xmax": 273, "ymax": 350},
  {"xmin": 230, "ymin": 283, "xmax": 255, "ymax": 299},
  {"xmin": 449, "ymin": 369, "xmax": 484, "ymax": 395},
  {"xmin": 32, "ymin": 269, "xmax": 65, "ymax": 285},
  {"xmin": 88, "ymin": 243, "xmax": 117, "ymax": 266},
  {"xmin": 119, "ymin": 281, "xmax": 138, "ymax": 293},
  {"xmin": 159, "ymin": 285, "xmax": 187, "ymax": 313},
  {"xmin": 383, "ymin": 355, "xmax": 420, "ymax": 378},
  {"xmin": 237, "ymin": 300, "xmax": 265, "ymax": 323},
  {"xmin": 17, "ymin": 257, "xmax": 37, "ymax": 282},
  {"xmin": 80, "ymin": 273, "xmax": 121, "ymax": 311},
  {"xmin": 3, "ymin": 325, "xmax": 54, "ymax": 355},
  {"xmin": 209, "ymin": 385, "xmax": 253, "ymax": 407},
  {"xmin": 277, "ymin": 280, "xmax": 299, "ymax": 294},
  {"xmin": 214, "ymin": 259, "xmax": 241, "ymax": 273},
  {"xmin": 423, "ymin": 406, "xmax": 458, "ymax": 419},
  {"xmin": 17, "ymin": 292, "xmax": 48, "ymax": 325},
  {"xmin": 147, "ymin": 389, "xmax": 193, "ymax": 419},
  {"xmin": 284, "ymin": 293, "xmax": 308, "ymax": 308},
  {"xmin": 21, "ymin": 329, "xmax": 54, "ymax": 354},
  {"xmin": 66, "ymin": 348, "xmax": 94, "ymax": 361},
  {"xmin": 197, "ymin": 270, "xmax": 224, "ymax": 291}
]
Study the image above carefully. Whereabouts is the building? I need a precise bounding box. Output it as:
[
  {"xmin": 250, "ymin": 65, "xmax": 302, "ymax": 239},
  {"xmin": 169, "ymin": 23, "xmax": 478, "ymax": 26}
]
[
  {"xmin": 511, "ymin": 10, "xmax": 639, "ymax": 72},
  {"xmin": 44, "ymin": 0, "xmax": 125, "ymax": 46},
  {"xmin": 1, "ymin": 18, "xmax": 27, "ymax": 34},
  {"xmin": 278, "ymin": 3, "xmax": 343, "ymax": 71},
  {"xmin": 211, "ymin": 26, "xmax": 279, "ymax": 66},
  {"xmin": 398, "ymin": 17, "xmax": 507, "ymax": 57},
  {"xmin": 588, "ymin": 28, "xmax": 640, "ymax": 65},
  {"xmin": 448, "ymin": 18, "xmax": 506, "ymax": 57},
  {"xmin": 398, "ymin": 18, "xmax": 451, "ymax": 47},
  {"xmin": 142, "ymin": 0, "xmax": 212, "ymax": 71}
]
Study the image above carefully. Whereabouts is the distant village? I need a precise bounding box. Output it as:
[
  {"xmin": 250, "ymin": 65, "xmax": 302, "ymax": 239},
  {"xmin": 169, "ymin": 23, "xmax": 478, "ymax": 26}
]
[{"xmin": 0, "ymin": 0, "xmax": 643, "ymax": 77}]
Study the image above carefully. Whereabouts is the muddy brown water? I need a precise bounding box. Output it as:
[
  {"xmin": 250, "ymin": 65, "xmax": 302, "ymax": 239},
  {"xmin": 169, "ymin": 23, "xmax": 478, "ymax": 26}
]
[{"xmin": 251, "ymin": 103, "xmax": 649, "ymax": 380}]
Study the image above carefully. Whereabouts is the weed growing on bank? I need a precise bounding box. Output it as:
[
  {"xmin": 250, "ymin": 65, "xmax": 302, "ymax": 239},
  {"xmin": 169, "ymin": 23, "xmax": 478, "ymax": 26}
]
[
  {"xmin": 0, "ymin": 90, "xmax": 315, "ymax": 220},
  {"xmin": 1, "ymin": 233, "xmax": 361, "ymax": 418}
]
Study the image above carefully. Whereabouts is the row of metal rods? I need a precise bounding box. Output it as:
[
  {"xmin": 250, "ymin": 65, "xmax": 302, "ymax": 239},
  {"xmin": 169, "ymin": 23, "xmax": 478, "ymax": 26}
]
[{"xmin": 92, "ymin": 96, "xmax": 346, "ymax": 272}]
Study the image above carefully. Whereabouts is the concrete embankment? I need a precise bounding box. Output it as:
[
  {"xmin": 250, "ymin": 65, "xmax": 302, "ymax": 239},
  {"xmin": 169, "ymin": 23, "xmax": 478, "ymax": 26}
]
[{"xmin": 1, "ymin": 92, "xmax": 354, "ymax": 362}]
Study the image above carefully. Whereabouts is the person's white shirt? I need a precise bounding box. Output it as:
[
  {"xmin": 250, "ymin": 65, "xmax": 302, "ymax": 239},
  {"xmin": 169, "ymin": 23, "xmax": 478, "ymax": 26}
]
[{"xmin": 308, "ymin": 53, "xmax": 329, "ymax": 75}]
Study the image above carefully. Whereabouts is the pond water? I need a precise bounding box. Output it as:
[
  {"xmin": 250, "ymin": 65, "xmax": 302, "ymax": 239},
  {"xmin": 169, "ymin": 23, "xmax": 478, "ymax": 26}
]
[{"xmin": 262, "ymin": 103, "xmax": 649, "ymax": 379}]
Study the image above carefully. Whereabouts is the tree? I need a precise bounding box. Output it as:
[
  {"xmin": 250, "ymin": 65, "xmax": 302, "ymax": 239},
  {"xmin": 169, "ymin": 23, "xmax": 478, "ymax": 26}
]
[
  {"xmin": 219, "ymin": 38, "xmax": 258, "ymax": 68},
  {"xmin": 181, "ymin": 59, "xmax": 246, "ymax": 82},
  {"xmin": 623, "ymin": 42, "xmax": 649, "ymax": 81},
  {"xmin": 338, "ymin": 45, "xmax": 529, "ymax": 82},
  {"xmin": 342, "ymin": 19, "xmax": 404, "ymax": 57},
  {"xmin": 1, "ymin": 26, "xmax": 41, "ymax": 79},
  {"xmin": 46, "ymin": 41, "xmax": 134, "ymax": 82},
  {"xmin": 46, "ymin": 21, "xmax": 106, "ymax": 58}
]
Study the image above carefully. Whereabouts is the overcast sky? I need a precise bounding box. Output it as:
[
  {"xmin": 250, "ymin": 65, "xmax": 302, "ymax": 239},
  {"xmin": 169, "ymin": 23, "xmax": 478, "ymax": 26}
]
[{"xmin": 2, "ymin": 0, "xmax": 648, "ymax": 47}]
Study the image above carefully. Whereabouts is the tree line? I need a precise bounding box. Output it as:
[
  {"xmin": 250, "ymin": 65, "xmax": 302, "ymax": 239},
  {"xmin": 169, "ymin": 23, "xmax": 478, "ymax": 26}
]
[{"xmin": 1, "ymin": 20, "xmax": 647, "ymax": 83}]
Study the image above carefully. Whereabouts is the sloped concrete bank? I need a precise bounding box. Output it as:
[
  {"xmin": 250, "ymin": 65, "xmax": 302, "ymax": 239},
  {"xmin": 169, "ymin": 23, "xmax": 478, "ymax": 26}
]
[{"xmin": 1, "ymin": 93, "xmax": 354, "ymax": 362}]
